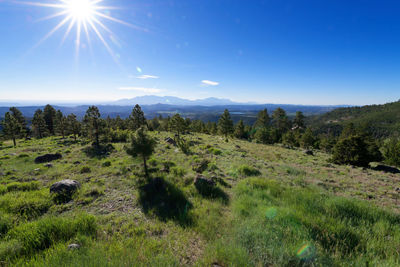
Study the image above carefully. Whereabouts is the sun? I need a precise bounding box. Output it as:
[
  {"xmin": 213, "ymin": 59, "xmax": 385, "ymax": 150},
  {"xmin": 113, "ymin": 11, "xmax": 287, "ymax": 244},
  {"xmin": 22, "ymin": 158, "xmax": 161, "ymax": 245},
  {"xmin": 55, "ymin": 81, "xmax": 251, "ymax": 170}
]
[
  {"xmin": 17, "ymin": 0, "xmax": 141, "ymax": 61},
  {"xmin": 65, "ymin": 0, "xmax": 95, "ymax": 21}
]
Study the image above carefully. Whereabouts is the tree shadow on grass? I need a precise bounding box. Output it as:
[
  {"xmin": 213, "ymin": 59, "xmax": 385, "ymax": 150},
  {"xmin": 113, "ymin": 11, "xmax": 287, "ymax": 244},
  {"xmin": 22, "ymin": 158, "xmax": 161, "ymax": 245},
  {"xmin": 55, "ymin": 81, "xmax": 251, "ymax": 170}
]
[
  {"xmin": 195, "ymin": 184, "xmax": 230, "ymax": 205},
  {"xmin": 83, "ymin": 144, "xmax": 115, "ymax": 159},
  {"xmin": 138, "ymin": 177, "xmax": 193, "ymax": 226}
]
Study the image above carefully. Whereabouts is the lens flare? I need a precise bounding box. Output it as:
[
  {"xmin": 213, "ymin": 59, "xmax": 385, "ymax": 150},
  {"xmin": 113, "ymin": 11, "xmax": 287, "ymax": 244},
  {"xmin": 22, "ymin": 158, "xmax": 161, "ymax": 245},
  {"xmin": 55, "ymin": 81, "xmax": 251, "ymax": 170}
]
[
  {"xmin": 296, "ymin": 244, "xmax": 316, "ymax": 261},
  {"xmin": 16, "ymin": 0, "xmax": 144, "ymax": 62},
  {"xmin": 265, "ymin": 207, "xmax": 278, "ymax": 219}
]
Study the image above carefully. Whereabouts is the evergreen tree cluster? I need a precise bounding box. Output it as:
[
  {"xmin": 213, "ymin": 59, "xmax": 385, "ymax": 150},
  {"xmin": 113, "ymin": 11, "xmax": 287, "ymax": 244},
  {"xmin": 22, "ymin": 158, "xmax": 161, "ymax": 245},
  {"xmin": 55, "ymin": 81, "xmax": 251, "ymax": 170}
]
[{"xmin": 0, "ymin": 104, "xmax": 397, "ymax": 169}]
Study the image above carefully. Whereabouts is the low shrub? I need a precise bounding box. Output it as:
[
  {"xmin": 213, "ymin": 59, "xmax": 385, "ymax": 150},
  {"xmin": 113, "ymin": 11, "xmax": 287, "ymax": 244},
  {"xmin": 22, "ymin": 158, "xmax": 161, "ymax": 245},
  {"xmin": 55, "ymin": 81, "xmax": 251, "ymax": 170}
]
[
  {"xmin": 232, "ymin": 165, "xmax": 261, "ymax": 177},
  {"xmin": 171, "ymin": 167, "xmax": 187, "ymax": 178},
  {"xmin": 0, "ymin": 212, "xmax": 12, "ymax": 237},
  {"xmin": 80, "ymin": 166, "xmax": 91, "ymax": 174},
  {"xmin": 208, "ymin": 147, "xmax": 222, "ymax": 155},
  {"xmin": 6, "ymin": 182, "xmax": 40, "ymax": 193},
  {"xmin": 108, "ymin": 129, "xmax": 130, "ymax": 143},
  {"xmin": 102, "ymin": 161, "xmax": 112, "ymax": 167}
]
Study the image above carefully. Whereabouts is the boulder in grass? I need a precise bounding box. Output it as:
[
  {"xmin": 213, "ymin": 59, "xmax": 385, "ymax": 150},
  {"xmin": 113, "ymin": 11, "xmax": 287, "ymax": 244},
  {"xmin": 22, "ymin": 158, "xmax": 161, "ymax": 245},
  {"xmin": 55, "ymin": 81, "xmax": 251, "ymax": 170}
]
[
  {"xmin": 34, "ymin": 153, "xmax": 62, "ymax": 164},
  {"xmin": 165, "ymin": 137, "xmax": 177, "ymax": 146},
  {"xmin": 68, "ymin": 244, "xmax": 81, "ymax": 250},
  {"xmin": 50, "ymin": 179, "xmax": 80, "ymax": 203}
]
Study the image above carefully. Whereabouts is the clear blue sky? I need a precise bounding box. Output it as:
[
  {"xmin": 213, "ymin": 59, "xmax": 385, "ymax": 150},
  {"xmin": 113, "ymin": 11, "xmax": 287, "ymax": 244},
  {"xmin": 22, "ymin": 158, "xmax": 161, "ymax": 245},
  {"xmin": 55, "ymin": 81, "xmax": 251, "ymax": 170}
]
[{"xmin": 0, "ymin": 0, "xmax": 399, "ymax": 105}]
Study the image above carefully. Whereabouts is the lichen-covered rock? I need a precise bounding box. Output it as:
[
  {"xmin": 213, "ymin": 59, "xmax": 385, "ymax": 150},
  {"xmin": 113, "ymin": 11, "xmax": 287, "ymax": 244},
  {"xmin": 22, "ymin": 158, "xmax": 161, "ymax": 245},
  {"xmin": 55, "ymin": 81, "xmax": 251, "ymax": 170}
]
[{"xmin": 50, "ymin": 179, "xmax": 80, "ymax": 203}]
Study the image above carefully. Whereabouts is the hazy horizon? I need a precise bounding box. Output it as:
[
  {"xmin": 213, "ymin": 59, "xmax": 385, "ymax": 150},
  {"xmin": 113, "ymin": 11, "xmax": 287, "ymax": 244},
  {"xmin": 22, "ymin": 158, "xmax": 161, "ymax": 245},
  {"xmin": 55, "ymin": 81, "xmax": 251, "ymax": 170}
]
[
  {"xmin": 0, "ymin": 94, "xmax": 358, "ymax": 107},
  {"xmin": 1, "ymin": 0, "xmax": 400, "ymax": 105}
]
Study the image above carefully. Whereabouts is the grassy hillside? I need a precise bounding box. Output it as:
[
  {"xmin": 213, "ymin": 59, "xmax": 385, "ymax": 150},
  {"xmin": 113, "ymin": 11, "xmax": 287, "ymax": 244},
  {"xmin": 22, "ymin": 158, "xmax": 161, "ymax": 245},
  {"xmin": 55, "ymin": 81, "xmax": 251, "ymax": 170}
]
[
  {"xmin": 1, "ymin": 133, "xmax": 400, "ymax": 266},
  {"xmin": 309, "ymin": 100, "xmax": 400, "ymax": 138}
]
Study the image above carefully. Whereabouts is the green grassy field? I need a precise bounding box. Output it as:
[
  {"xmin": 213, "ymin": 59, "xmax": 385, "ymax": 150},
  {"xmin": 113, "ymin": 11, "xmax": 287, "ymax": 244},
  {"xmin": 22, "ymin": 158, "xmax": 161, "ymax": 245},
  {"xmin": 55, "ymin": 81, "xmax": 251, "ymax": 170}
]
[{"xmin": 1, "ymin": 132, "xmax": 400, "ymax": 266}]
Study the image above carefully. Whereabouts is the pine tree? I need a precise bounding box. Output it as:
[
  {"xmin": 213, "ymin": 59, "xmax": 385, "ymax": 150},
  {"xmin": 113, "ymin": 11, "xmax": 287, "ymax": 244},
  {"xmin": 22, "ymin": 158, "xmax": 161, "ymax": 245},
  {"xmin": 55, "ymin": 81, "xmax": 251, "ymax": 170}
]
[
  {"xmin": 282, "ymin": 131, "xmax": 298, "ymax": 148},
  {"xmin": 9, "ymin": 107, "xmax": 27, "ymax": 136},
  {"xmin": 272, "ymin": 108, "xmax": 290, "ymax": 141},
  {"xmin": 293, "ymin": 111, "xmax": 305, "ymax": 130},
  {"xmin": 340, "ymin": 123, "xmax": 357, "ymax": 139},
  {"xmin": 32, "ymin": 109, "xmax": 47, "ymax": 138},
  {"xmin": 84, "ymin": 106, "xmax": 102, "ymax": 147},
  {"xmin": 43, "ymin": 104, "xmax": 57, "ymax": 135},
  {"xmin": 254, "ymin": 127, "xmax": 272, "ymax": 144},
  {"xmin": 218, "ymin": 109, "xmax": 234, "ymax": 141},
  {"xmin": 170, "ymin": 114, "xmax": 187, "ymax": 140},
  {"xmin": 125, "ymin": 127, "xmax": 157, "ymax": 178},
  {"xmin": 234, "ymin": 120, "xmax": 246, "ymax": 139},
  {"xmin": 2, "ymin": 112, "xmax": 22, "ymax": 147},
  {"xmin": 54, "ymin": 110, "xmax": 67, "ymax": 138},
  {"xmin": 254, "ymin": 109, "xmax": 270, "ymax": 128},
  {"xmin": 67, "ymin": 114, "xmax": 81, "ymax": 141},
  {"xmin": 129, "ymin": 104, "xmax": 146, "ymax": 131},
  {"xmin": 300, "ymin": 128, "xmax": 315, "ymax": 149}
]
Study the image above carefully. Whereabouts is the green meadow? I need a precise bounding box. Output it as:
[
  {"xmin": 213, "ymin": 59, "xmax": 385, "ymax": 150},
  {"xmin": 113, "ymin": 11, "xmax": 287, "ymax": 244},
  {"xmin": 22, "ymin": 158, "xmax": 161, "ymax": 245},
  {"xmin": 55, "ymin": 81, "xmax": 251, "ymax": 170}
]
[{"xmin": 1, "ymin": 133, "xmax": 400, "ymax": 266}]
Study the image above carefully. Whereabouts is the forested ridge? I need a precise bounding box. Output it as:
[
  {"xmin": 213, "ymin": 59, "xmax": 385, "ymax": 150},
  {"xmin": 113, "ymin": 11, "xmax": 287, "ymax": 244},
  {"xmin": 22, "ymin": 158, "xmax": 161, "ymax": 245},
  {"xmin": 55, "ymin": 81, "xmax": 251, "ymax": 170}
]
[{"xmin": 309, "ymin": 100, "xmax": 400, "ymax": 138}]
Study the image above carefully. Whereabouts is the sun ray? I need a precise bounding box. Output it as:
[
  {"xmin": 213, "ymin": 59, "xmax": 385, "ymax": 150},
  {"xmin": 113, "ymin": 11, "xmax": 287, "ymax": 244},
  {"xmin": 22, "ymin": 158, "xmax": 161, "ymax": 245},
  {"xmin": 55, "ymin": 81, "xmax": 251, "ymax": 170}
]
[
  {"xmin": 14, "ymin": 1, "xmax": 66, "ymax": 9},
  {"xmin": 16, "ymin": 0, "xmax": 140, "ymax": 61},
  {"xmin": 35, "ymin": 10, "xmax": 69, "ymax": 22},
  {"xmin": 93, "ymin": 11, "xmax": 146, "ymax": 31},
  {"xmin": 87, "ymin": 18, "xmax": 118, "ymax": 63},
  {"xmin": 91, "ymin": 16, "xmax": 113, "ymax": 35},
  {"xmin": 76, "ymin": 20, "xmax": 82, "ymax": 59},
  {"xmin": 34, "ymin": 15, "xmax": 72, "ymax": 49},
  {"xmin": 61, "ymin": 17, "xmax": 76, "ymax": 46}
]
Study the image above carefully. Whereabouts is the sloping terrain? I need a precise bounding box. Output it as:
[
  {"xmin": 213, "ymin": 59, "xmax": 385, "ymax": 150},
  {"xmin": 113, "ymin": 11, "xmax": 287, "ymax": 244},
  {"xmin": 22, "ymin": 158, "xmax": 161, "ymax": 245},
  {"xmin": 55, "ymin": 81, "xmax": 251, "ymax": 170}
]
[
  {"xmin": 309, "ymin": 100, "xmax": 400, "ymax": 137},
  {"xmin": 1, "ymin": 133, "xmax": 400, "ymax": 266}
]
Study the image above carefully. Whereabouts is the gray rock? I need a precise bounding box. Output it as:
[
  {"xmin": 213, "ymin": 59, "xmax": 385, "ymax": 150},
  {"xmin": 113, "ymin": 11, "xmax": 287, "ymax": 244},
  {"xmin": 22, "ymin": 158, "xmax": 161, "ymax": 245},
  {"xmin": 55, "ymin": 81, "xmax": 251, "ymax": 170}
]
[
  {"xmin": 68, "ymin": 243, "xmax": 81, "ymax": 250},
  {"xmin": 44, "ymin": 163, "xmax": 53, "ymax": 168},
  {"xmin": 165, "ymin": 137, "xmax": 177, "ymax": 146},
  {"xmin": 50, "ymin": 179, "xmax": 80, "ymax": 196}
]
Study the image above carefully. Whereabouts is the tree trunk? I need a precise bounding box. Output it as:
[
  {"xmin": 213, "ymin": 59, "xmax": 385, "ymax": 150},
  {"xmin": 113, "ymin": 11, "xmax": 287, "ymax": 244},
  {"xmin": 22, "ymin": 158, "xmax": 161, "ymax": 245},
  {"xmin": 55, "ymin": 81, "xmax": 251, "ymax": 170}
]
[
  {"xmin": 95, "ymin": 125, "xmax": 99, "ymax": 147},
  {"xmin": 143, "ymin": 155, "xmax": 148, "ymax": 178},
  {"xmin": 12, "ymin": 137, "xmax": 16, "ymax": 147}
]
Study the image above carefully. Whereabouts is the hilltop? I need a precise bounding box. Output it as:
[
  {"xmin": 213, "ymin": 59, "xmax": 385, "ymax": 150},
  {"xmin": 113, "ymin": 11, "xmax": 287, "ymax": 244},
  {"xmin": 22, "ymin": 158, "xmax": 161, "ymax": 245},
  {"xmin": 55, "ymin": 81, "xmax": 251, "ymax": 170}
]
[
  {"xmin": 1, "ymin": 133, "xmax": 400, "ymax": 266},
  {"xmin": 309, "ymin": 100, "xmax": 400, "ymax": 138}
]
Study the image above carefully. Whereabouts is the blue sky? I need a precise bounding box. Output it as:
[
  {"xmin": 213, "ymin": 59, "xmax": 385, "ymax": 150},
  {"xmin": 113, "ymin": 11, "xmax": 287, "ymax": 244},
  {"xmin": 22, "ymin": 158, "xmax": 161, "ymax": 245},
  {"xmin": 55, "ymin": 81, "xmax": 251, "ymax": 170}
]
[{"xmin": 0, "ymin": 0, "xmax": 399, "ymax": 105}]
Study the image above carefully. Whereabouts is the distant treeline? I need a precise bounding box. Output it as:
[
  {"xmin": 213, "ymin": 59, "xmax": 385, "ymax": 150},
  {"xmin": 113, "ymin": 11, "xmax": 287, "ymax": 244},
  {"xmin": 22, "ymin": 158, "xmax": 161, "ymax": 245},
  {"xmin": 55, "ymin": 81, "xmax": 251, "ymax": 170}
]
[
  {"xmin": 308, "ymin": 100, "xmax": 400, "ymax": 139},
  {"xmin": 1, "ymin": 103, "xmax": 400, "ymax": 168}
]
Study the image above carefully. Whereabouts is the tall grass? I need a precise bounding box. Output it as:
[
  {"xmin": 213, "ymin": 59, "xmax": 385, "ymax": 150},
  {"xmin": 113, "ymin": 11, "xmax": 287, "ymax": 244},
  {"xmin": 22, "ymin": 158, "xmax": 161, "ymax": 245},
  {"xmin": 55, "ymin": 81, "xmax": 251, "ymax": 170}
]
[
  {"xmin": 0, "ymin": 213, "xmax": 97, "ymax": 262},
  {"xmin": 0, "ymin": 190, "xmax": 52, "ymax": 219},
  {"xmin": 211, "ymin": 178, "xmax": 400, "ymax": 266}
]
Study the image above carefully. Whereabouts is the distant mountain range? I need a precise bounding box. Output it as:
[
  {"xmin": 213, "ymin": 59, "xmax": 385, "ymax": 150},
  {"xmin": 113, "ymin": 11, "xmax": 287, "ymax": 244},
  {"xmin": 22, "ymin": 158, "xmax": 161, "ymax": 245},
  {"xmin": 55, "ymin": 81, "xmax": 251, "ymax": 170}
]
[
  {"xmin": 108, "ymin": 96, "xmax": 256, "ymax": 106},
  {"xmin": 0, "ymin": 96, "xmax": 254, "ymax": 107}
]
